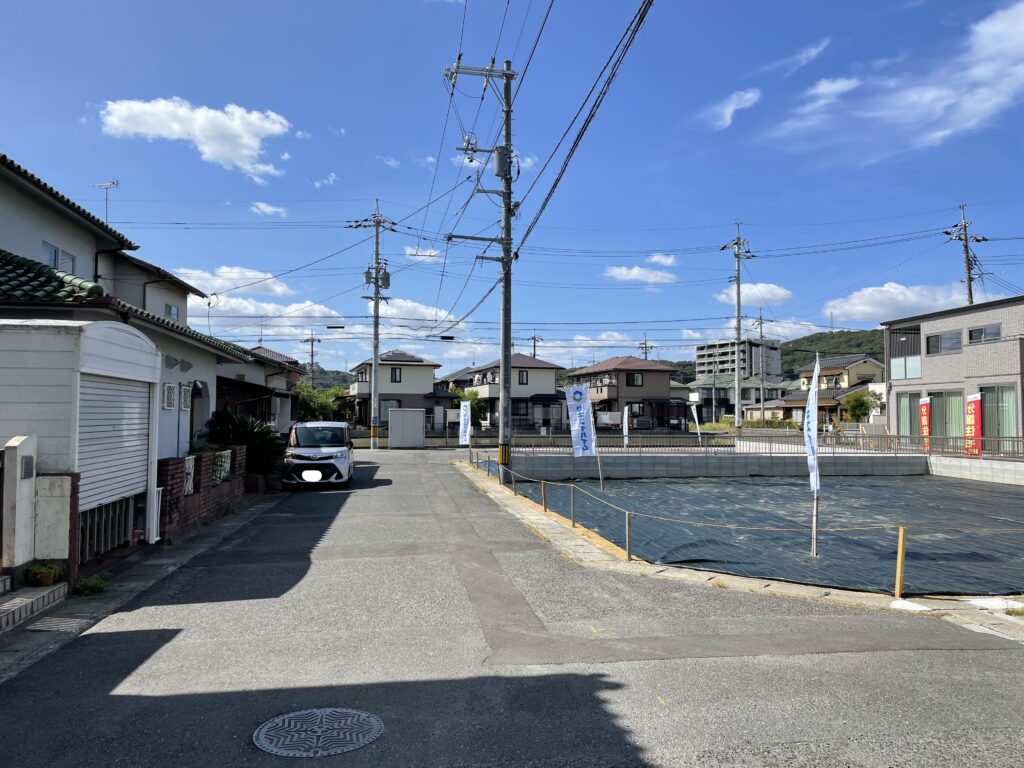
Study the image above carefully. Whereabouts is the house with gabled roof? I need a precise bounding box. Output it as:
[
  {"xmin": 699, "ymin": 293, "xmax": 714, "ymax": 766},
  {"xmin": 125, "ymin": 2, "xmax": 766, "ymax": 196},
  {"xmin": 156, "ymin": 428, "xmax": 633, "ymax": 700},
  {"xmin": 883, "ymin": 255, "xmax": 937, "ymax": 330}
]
[
  {"xmin": 348, "ymin": 349, "xmax": 454, "ymax": 429},
  {"xmin": 216, "ymin": 345, "xmax": 304, "ymax": 435},
  {"xmin": 565, "ymin": 355, "xmax": 686, "ymax": 429},
  {"xmin": 462, "ymin": 353, "xmax": 565, "ymax": 431}
]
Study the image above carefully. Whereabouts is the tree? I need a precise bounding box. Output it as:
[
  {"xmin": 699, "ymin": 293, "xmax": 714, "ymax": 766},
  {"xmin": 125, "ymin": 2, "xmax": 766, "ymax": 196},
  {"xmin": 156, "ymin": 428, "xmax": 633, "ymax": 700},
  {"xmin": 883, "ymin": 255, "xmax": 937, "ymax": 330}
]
[
  {"xmin": 449, "ymin": 387, "xmax": 487, "ymax": 426},
  {"xmin": 843, "ymin": 390, "xmax": 882, "ymax": 423},
  {"xmin": 295, "ymin": 381, "xmax": 346, "ymax": 421}
]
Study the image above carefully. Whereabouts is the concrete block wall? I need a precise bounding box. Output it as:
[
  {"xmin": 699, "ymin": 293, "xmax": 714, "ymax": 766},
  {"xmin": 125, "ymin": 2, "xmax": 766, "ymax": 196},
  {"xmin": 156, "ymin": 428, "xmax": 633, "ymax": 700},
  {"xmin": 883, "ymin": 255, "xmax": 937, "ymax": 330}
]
[
  {"xmin": 928, "ymin": 456, "xmax": 1024, "ymax": 486},
  {"xmin": 511, "ymin": 453, "xmax": 929, "ymax": 481}
]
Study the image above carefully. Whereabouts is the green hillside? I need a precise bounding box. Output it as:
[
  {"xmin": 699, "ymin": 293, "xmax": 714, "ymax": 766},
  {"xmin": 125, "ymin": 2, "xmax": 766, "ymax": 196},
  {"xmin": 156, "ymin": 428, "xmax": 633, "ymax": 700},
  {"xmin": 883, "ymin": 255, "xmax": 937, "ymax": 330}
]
[
  {"xmin": 301, "ymin": 365, "xmax": 354, "ymax": 390},
  {"xmin": 780, "ymin": 330, "xmax": 883, "ymax": 377}
]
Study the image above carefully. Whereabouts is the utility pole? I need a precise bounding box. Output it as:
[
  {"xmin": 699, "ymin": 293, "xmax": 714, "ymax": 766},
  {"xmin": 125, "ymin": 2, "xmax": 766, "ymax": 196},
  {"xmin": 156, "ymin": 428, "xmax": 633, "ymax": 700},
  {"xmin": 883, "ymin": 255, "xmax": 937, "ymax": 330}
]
[
  {"xmin": 90, "ymin": 179, "xmax": 119, "ymax": 224},
  {"xmin": 446, "ymin": 59, "xmax": 517, "ymax": 469},
  {"xmin": 711, "ymin": 355, "xmax": 718, "ymax": 423},
  {"xmin": 721, "ymin": 222, "xmax": 754, "ymax": 430},
  {"xmin": 529, "ymin": 331, "xmax": 543, "ymax": 358},
  {"xmin": 302, "ymin": 332, "xmax": 321, "ymax": 388},
  {"xmin": 944, "ymin": 203, "xmax": 987, "ymax": 305},
  {"xmin": 637, "ymin": 333, "xmax": 655, "ymax": 361},
  {"xmin": 347, "ymin": 206, "xmax": 395, "ymax": 448}
]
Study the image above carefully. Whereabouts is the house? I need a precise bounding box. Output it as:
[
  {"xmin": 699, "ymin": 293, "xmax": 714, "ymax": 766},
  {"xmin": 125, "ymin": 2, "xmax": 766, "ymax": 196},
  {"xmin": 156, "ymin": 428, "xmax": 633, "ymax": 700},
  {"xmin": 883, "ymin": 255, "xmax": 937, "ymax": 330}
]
[
  {"xmin": 685, "ymin": 373, "xmax": 785, "ymax": 423},
  {"xmin": 565, "ymin": 356, "xmax": 686, "ymax": 429},
  {"xmin": 462, "ymin": 353, "xmax": 565, "ymax": 431},
  {"xmin": 348, "ymin": 350, "xmax": 453, "ymax": 429},
  {"xmin": 779, "ymin": 354, "xmax": 885, "ymax": 425},
  {"xmin": 217, "ymin": 346, "xmax": 303, "ymax": 435},
  {"xmin": 0, "ymin": 154, "xmax": 252, "ymax": 575},
  {"xmin": 882, "ymin": 296, "xmax": 1023, "ymax": 440}
]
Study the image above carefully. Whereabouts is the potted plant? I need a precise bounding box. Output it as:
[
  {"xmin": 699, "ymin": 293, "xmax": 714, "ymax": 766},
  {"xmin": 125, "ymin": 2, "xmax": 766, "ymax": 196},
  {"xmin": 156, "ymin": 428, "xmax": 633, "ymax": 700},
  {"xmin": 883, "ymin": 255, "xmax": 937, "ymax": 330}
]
[{"xmin": 26, "ymin": 562, "xmax": 62, "ymax": 587}]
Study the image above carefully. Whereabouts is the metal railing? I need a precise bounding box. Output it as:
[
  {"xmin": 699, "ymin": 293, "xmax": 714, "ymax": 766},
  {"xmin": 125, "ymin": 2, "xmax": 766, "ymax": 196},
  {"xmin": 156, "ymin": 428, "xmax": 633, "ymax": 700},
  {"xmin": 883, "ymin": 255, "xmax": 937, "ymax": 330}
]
[
  {"xmin": 510, "ymin": 432, "xmax": 1024, "ymax": 460},
  {"xmin": 79, "ymin": 494, "xmax": 135, "ymax": 564}
]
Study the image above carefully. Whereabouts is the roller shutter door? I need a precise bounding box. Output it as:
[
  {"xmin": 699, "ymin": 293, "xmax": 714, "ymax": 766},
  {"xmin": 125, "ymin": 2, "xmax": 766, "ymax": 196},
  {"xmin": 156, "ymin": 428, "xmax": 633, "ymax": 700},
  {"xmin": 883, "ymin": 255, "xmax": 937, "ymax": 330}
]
[{"xmin": 78, "ymin": 374, "xmax": 151, "ymax": 510}]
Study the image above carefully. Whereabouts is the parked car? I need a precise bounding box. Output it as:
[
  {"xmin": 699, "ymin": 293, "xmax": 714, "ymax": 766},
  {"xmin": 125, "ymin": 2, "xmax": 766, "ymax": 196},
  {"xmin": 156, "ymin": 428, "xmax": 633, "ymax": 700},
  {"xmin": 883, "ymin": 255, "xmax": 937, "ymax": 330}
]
[{"xmin": 283, "ymin": 421, "xmax": 354, "ymax": 488}]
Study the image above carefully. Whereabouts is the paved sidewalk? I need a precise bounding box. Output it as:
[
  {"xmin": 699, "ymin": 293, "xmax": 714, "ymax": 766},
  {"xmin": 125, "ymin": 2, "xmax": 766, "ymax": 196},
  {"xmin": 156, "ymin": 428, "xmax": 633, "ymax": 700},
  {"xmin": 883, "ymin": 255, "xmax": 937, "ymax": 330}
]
[{"xmin": 1, "ymin": 450, "xmax": 1022, "ymax": 767}]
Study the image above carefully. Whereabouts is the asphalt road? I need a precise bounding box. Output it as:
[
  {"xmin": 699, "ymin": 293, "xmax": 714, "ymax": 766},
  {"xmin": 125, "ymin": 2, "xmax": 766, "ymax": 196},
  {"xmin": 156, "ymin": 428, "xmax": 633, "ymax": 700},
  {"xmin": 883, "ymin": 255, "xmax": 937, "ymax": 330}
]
[{"xmin": 1, "ymin": 449, "xmax": 1022, "ymax": 767}]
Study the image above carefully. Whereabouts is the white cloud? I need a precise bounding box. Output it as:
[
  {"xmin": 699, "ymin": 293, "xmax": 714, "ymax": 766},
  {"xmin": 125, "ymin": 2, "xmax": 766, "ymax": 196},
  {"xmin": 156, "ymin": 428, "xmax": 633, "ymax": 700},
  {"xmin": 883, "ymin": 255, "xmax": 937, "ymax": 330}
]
[
  {"xmin": 186, "ymin": 295, "xmax": 340, "ymax": 343},
  {"xmin": 797, "ymin": 77, "xmax": 863, "ymax": 114},
  {"xmin": 329, "ymin": 126, "xmax": 346, "ymax": 136},
  {"xmin": 100, "ymin": 97, "xmax": 289, "ymax": 184},
  {"xmin": 412, "ymin": 155, "xmax": 437, "ymax": 168},
  {"xmin": 404, "ymin": 246, "xmax": 439, "ymax": 261},
  {"xmin": 295, "ymin": 130, "xmax": 312, "ymax": 139},
  {"xmin": 773, "ymin": 2, "xmax": 1024, "ymax": 155},
  {"xmin": 707, "ymin": 88, "xmax": 762, "ymax": 130},
  {"xmin": 376, "ymin": 154, "xmax": 401, "ymax": 169},
  {"xmin": 822, "ymin": 281, "xmax": 969, "ymax": 323},
  {"xmin": 604, "ymin": 265, "xmax": 677, "ymax": 284},
  {"xmin": 715, "ymin": 282, "xmax": 793, "ymax": 306},
  {"xmin": 176, "ymin": 266, "xmax": 296, "ymax": 297},
  {"xmin": 450, "ymin": 154, "xmax": 488, "ymax": 169},
  {"xmin": 280, "ymin": 151, "xmax": 291, "ymax": 161},
  {"xmin": 759, "ymin": 38, "xmax": 831, "ymax": 76},
  {"xmin": 249, "ymin": 201, "xmax": 288, "ymax": 217},
  {"xmin": 313, "ymin": 171, "xmax": 337, "ymax": 189},
  {"xmin": 519, "ymin": 153, "xmax": 539, "ymax": 171},
  {"xmin": 647, "ymin": 253, "xmax": 676, "ymax": 267},
  {"xmin": 680, "ymin": 329, "xmax": 703, "ymax": 340}
]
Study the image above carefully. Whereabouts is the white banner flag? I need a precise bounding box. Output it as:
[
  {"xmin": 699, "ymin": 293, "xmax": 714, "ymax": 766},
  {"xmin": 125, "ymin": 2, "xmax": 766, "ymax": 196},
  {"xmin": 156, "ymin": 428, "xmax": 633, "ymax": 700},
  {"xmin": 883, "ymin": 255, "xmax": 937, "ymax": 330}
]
[
  {"xmin": 803, "ymin": 357, "xmax": 821, "ymax": 491},
  {"xmin": 458, "ymin": 400, "xmax": 472, "ymax": 446},
  {"xmin": 689, "ymin": 404, "xmax": 702, "ymax": 441},
  {"xmin": 566, "ymin": 386, "xmax": 598, "ymax": 457},
  {"xmin": 622, "ymin": 406, "xmax": 629, "ymax": 447}
]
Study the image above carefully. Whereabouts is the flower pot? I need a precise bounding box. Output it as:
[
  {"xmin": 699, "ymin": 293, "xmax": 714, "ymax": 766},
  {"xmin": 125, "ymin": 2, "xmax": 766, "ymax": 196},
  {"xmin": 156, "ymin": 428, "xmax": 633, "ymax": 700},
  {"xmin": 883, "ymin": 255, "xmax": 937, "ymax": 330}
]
[{"xmin": 35, "ymin": 571, "xmax": 55, "ymax": 587}]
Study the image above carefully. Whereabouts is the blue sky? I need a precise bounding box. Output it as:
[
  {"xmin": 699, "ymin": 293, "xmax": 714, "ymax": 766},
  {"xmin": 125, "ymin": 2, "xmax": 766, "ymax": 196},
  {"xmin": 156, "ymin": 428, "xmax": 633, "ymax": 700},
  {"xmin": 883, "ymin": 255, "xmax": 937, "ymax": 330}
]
[{"xmin": 4, "ymin": 0, "xmax": 1024, "ymax": 373}]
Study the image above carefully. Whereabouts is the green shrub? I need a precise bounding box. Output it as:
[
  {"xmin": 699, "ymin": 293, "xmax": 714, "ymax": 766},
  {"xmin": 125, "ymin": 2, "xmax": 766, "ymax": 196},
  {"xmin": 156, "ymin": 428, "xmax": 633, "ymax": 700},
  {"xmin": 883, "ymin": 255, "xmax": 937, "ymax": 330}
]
[
  {"xmin": 74, "ymin": 572, "xmax": 113, "ymax": 595},
  {"xmin": 205, "ymin": 411, "xmax": 284, "ymax": 475}
]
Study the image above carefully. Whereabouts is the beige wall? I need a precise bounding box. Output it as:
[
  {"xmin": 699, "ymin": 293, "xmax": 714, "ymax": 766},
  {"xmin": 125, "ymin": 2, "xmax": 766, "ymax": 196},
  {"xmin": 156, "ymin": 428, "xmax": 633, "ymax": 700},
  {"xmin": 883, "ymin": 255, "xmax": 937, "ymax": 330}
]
[{"xmin": 351, "ymin": 364, "xmax": 436, "ymax": 396}]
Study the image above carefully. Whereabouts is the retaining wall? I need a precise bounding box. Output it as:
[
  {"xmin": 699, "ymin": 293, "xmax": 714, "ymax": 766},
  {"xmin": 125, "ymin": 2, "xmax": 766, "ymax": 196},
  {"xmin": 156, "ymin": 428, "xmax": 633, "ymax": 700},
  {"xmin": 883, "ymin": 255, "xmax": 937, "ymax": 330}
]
[
  {"xmin": 928, "ymin": 456, "xmax": 1024, "ymax": 486},
  {"xmin": 510, "ymin": 453, "xmax": 929, "ymax": 481}
]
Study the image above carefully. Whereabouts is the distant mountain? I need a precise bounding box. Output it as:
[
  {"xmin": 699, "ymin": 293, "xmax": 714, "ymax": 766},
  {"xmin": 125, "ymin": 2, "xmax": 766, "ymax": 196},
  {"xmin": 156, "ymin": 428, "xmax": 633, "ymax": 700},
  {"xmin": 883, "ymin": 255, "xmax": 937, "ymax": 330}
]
[
  {"xmin": 300, "ymin": 364, "xmax": 353, "ymax": 390},
  {"xmin": 780, "ymin": 330, "xmax": 883, "ymax": 378},
  {"xmin": 653, "ymin": 359, "xmax": 696, "ymax": 383}
]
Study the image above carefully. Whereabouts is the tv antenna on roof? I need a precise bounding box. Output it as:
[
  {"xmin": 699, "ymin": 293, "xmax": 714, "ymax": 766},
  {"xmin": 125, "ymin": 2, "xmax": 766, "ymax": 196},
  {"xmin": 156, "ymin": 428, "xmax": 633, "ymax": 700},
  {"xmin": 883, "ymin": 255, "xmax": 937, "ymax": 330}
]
[{"xmin": 90, "ymin": 179, "xmax": 120, "ymax": 224}]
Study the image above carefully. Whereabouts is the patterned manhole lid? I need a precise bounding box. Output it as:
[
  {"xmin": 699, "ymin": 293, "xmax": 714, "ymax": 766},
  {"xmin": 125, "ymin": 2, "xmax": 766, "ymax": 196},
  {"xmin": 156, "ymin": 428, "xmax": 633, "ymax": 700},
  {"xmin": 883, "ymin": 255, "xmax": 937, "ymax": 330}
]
[{"xmin": 253, "ymin": 708, "xmax": 384, "ymax": 758}]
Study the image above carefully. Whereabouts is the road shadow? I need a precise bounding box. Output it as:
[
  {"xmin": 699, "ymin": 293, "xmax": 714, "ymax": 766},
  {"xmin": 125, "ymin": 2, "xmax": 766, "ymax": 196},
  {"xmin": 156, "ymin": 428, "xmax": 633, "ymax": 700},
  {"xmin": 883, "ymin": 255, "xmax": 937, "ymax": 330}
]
[{"xmin": 0, "ymin": 628, "xmax": 651, "ymax": 767}]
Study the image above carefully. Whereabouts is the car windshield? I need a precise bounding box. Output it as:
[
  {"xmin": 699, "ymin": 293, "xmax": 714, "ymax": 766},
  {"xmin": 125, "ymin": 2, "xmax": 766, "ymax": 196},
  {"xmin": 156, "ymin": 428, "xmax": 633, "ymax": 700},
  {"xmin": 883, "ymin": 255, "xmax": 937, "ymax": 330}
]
[{"xmin": 290, "ymin": 425, "xmax": 349, "ymax": 448}]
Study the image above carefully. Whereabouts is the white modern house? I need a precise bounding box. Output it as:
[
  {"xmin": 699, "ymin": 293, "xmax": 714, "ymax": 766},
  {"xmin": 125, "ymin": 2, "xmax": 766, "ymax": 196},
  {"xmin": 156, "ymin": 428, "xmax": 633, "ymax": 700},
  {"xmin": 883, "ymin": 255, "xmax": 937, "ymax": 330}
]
[
  {"xmin": 348, "ymin": 350, "xmax": 454, "ymax": 429},
  {"xmin": 464, "ymin": 353, "xmax": 566, "ymax": 431}
]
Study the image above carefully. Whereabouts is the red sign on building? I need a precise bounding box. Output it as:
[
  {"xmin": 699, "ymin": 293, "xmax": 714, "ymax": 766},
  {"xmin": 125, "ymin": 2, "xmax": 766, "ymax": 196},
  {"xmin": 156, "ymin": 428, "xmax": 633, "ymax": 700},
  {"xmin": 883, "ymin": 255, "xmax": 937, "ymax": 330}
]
[
  {"xmin": 964, "ymin": 393, "xmax": 982, "ymax": 458},
  {"xmin": 919, "ymin": 397, "xmax": 931, "ymax": 453}
]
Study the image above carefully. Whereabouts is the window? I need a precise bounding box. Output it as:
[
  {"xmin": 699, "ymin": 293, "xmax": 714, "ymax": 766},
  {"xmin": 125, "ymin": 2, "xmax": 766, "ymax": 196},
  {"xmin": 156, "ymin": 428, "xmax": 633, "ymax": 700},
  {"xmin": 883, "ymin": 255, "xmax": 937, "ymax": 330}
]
[
  {"xmin": 40, "ymin": 241, "xmax": 60, "ymax": 267},
  {"xmin": 390, "ymin": 367, "xmax": 402, "ymax": 383},
  {"xmin": 380, "ymin": 399, "xmax": 400, "ymax": 422},
  {"xmin": 925, "ymin": 331, "xmax": 962, "ymax": 355},
  {"xmin": 512, "ymin": 400, "xmax": 529, "ymax": 416},
  {"xmin": 927, "ymin": 390, "xmax": 964, "ymax": 437},
  {"xmin": 58, "ymin": 250, "xmax": 75, "ymax": 273},
  {"xmin": 518, "ymin": 370, "xmax": 528, "ymax": 385},
  {"xmin": 896, "ymin": 392, "xmax": 921, "ymax": 435},
  {"xmin": 626, "ymin": 372, "xmax": 643, "ymax": 387},
  {"xmin": 165, "ymin": 303, "xmax": 180, "ymax": 320},
  {"xmin": 161, "ymin": 383, "xmax": 177, "ymax": 410},
  {"xmin": 980, "ymin": 386, "xmax": 1018, "ymax": 445},
  {"xmin": 968, "ymin": 324, "xmax": 1001, "ymax": 344},
  {"xmin": 357, "ymin": 369, "xmax": 368, "ymax": 382},
  {"xmin": 180, "ymin": 383, "xmax": 192, "ymax": 412},
  {"xmin": 628, "ymin": 402, "xmax": 643, "ymax": 415}
]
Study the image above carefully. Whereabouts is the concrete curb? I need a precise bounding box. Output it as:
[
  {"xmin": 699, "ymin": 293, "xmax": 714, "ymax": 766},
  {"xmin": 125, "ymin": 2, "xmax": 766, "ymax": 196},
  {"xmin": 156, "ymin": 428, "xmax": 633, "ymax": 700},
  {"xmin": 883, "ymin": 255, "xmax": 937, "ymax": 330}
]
[
  {"xmin": 453, "ymin": 460, "xmax": 1024, "ymax": 644},
  {"xmin": 0, "ymin": 494, "xmax": 286, "ymax": 687}
]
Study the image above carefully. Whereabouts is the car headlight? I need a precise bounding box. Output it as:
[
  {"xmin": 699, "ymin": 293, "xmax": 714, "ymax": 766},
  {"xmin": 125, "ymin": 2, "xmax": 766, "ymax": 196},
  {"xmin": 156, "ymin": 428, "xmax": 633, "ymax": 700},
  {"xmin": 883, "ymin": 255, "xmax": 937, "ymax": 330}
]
[
  {"xmin": 332, "ymin": 449, "xmax": 349, "ymax": 459},
  {"xmin": 284, "ymin": 449, "xmax": 295, "ymax": 458}
]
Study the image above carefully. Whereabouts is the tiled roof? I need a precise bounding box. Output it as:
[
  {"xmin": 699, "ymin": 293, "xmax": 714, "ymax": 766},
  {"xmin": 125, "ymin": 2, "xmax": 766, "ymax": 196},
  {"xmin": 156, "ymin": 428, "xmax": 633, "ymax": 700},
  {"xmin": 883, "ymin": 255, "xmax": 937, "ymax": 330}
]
[
  {"xmin": 569, "ymin": 355, "xmax": 673, "ymax": 376},
  {"xmin": 438, "ymin": 366, "xmax": 474, "ymax": 382},
  {"xmin": 467, "ymin": 353, "xmax": 563, "ymax": 373},
  {"xmin": 0, "ymin": 153, "xmax": 138, "ymax": 250},
  {"xmin": 251, "ymin": 345, "xmax": 301, "ymax": 365},
  {"xmin": 0, "ymin": 249, "xmax": 250, "ymax": 361},
  {"xmin": 797, "ymin": 354, "xmax": 881, "ymax": 374},
  {"xmin": 0, "ymin": 249, "xmax": 105, "ymax": 302},
  {"xmin": 685, "ymin": 373, "xmax": 782, "ymax": 388},
  {"xmin": 353, "ymin": 349, "xmax": 441, "ymax": 368}
]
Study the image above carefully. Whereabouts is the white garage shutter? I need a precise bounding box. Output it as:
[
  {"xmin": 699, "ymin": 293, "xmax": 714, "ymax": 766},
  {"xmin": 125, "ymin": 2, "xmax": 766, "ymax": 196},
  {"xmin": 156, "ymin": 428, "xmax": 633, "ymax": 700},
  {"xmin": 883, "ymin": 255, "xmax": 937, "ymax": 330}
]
[{"xmin": 78, "ymin": 374, "xmax": 151, "ymax": 510}]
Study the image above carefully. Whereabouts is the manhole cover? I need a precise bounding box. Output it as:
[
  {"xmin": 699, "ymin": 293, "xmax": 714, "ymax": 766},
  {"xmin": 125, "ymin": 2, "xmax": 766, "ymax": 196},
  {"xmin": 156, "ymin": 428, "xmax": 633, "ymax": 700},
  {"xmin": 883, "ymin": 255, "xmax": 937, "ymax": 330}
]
[{"xmin": 253, "ymin": 708, "xmax": 384, "ymax": 758}]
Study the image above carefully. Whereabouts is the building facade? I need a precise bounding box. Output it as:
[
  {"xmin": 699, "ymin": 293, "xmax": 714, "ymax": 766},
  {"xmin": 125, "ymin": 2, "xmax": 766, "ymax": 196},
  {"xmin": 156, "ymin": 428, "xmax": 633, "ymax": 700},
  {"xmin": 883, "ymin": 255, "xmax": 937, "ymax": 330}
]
[
  {"xmin": 348, "ymin": 350, "xmax": 453, "ymax": 429},
  {"xmin": 883, "ymin": 297, "xmax": 1023, "ymax": 440},
  {"xmin": 463, "ymin": 353, "xmax": 565, "ymax": 431},
  {"xmin": 695, "ymin": 338, "xmax": 781, "ymax": 381},
  {"xmin": 566, "ymin": 356, "xmax": 686, "ymax": 428}
]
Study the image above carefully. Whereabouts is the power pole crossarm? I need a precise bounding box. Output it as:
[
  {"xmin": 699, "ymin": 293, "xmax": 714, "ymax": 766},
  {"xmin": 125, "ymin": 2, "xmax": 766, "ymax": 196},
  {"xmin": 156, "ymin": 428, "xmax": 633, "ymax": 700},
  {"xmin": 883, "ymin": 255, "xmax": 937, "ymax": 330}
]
[{"xmin": 945, "ymin": 203, "xmax": 987, "ymax": 306}]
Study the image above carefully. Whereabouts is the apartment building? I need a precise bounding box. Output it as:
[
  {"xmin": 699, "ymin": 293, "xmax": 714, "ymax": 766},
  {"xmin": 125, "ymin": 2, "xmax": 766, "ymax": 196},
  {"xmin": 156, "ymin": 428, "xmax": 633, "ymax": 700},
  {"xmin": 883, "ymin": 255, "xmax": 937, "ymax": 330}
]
[
  {"xmin": 883, "ymin": 296, "xmax": 1023, "ymax": 439},
  {"xmin": 695, "ymin": 338, "xmax": 781, "ymax": 381}
]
